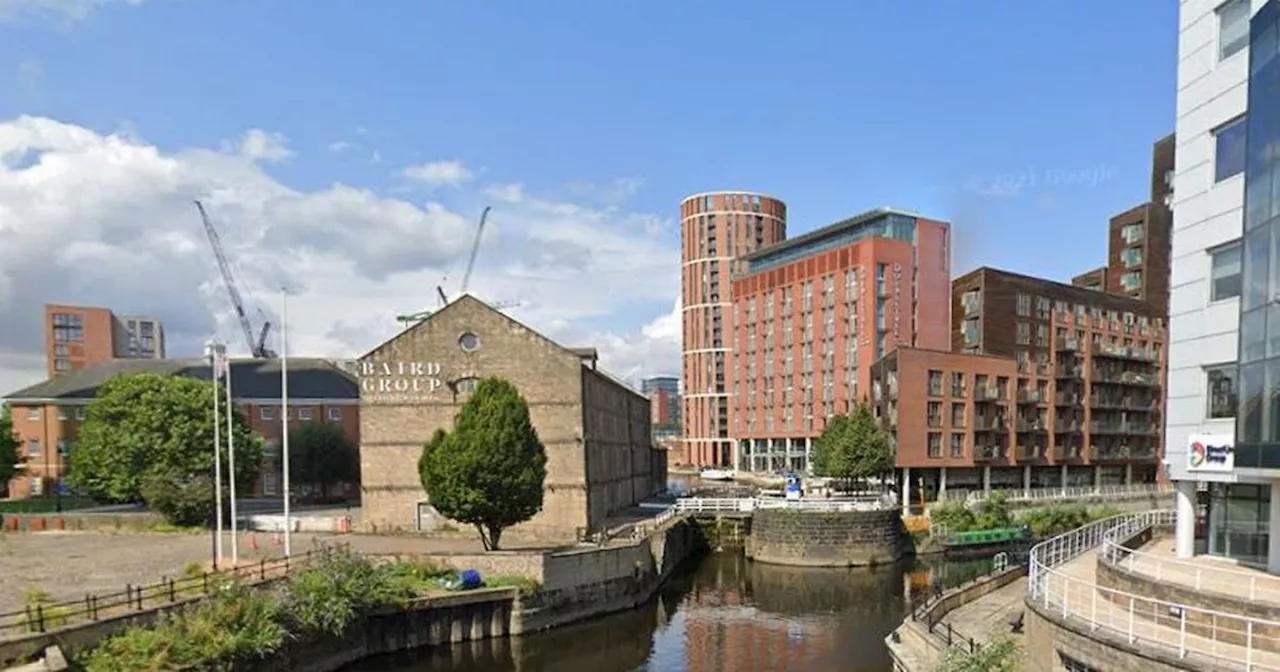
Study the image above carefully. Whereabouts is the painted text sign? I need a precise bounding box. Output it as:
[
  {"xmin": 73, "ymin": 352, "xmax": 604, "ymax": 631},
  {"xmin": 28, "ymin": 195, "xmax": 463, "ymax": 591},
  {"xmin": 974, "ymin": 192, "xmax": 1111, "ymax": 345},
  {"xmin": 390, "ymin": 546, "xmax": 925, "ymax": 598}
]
[{"xmin": 359, "ymin": 360, "xmax": 443, "ymax": 400}]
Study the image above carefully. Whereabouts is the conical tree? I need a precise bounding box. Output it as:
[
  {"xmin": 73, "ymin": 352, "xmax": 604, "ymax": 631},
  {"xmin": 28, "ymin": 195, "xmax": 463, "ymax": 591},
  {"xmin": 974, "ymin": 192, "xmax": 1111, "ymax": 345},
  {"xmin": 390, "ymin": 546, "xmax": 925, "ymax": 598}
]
[
  {"xmin": 419, "ymin": 378, "xmax": 547, "ymax": 550},
  {"xmin": 811, "ymin": 401, "xmax": 892, "ymax": 487}
]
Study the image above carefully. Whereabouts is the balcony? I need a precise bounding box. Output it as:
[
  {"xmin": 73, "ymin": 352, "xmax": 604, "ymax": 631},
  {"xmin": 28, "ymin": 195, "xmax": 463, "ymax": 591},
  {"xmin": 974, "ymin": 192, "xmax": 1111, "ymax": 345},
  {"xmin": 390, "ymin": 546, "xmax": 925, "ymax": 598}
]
[
  {"xmin": 1093, "ymin": 343, "xmax": 1158, "ymax": 363},
  {"xmin": 1054, "ymin": 443, "xmax": 1082, "ymax": 460},
  {"xmin": 1089, "ymin": 396, "xmax": 1159, "ymax": 412},
  {"xmin": 974, "ymin": 386, "xmax": 1004, "ymax": 402},
  {"xmin": 1017, "ymin": 361, "xmax": 1049, "ymax": 376},
  {"xmin": 1092, "ymin": 369, "xmax": 1160, "ymax": 387},
  {"xmin": 974, "ymin": 444, "xmax": 1006, "ymax": 462},
  {"xmin": 1054, "ymin": 418, "xmax": 1081, "ymax": 433},
  {"xmin": 1016, "ymin": 444, "xmax": 1047, "ymax": 461},
  {"xmin": 1130, "ymin": 444, "xmax": 1158, "ymax": 460},
  {"xmin": 1089, "ymin": 421, "xmax": 1158, "ymax": 436},
  {"xmin": 1054, "ymin": 391, "xmax": 1081, "ymax": 406},
  {"xmin": 1056, "ymin": 338, "xmax": 1081, "ymax": 351},
  {"xmin": 1016, "ymin": 418, "xmax": 1047, "ymax": 432},
  {"xmin": 1090, "ymin": 444, "xmax": 1129, "ymax": 461},
  {"xmin": 973, "ymin": 417, "xmax": 1008, "ymax": 432},
  {"xmin": 1056, "ymin": 365, "xmax": 1083, "ymax": 380},
  {"xmin": 1016, "ymin": 389, "xmax": 1045, "ymax": 404}
]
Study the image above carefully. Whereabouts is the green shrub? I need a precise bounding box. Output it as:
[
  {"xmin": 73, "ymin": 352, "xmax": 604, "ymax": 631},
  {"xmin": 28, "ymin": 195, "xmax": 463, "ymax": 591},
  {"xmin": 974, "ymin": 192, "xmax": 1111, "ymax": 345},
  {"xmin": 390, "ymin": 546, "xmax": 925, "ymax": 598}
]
[
  {"xmin": 140, "ymin": 469, "xmax": 216, "ymax": 527},
  {"xmin": 936, "ymin": 633, "xmax": 1021, "ymax": 671},
  {"xmin": 281, "ymin": 546, "xmax": 432, "ymax": 637},
  {"xmin": 930, "ymin": 502, "xmax": 976, "ymax": 533},
  {"xmin": 77, "ymin": 584, "xmax": 284, "ymax": 672}
]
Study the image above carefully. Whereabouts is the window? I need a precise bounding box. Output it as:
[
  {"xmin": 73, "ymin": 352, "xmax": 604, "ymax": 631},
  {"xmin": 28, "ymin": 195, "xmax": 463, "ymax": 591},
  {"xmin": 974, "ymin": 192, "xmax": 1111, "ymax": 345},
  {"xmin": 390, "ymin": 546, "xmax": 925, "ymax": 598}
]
[
  {"xmin": 1015, "ymin": 322, "xmax": 1030, "ymax": 345},
  {"xmin": 456, "ymin": 377, "xmax": 479, "ymax": 394},
  {"xmin": 264, "ymin": 439, "xmax": 281, "ymax": 458},
  {"xmin": 261, "ymin": 472, "xmax": 279, "ymax": 496},
  {"xmin": 1121, "ymin": 223, "xmax": 1144, "ymax": 244},
  {"xmin": 927, "ymin": 402, "xmax": 942, "ymax": 428},
  {"xmin": 328, "ymin": 407, "xmax": 342, "ymax": 421},
  {"xmin": 26, "ymin": 440, "xmax": 41, "ymax": 457},
  {"xmin": 260, "ymin": 406, "xmax": 275, "ymax": 421},
  {"xmin": 75, "ymin": 407, "xmax": 86, "ymax": 421},
  {"xmin": 1060, "ymin": 653, "xmax": 1101, "ymax": 672},
  {"xmin": 950, "ymin": 372, "xmax": 966, "ymax": 397},
  {"xmin": 1207, "ymin": 363, "xmax": 1238, "ymax": 418},
  {"xmin": 1121, "ymin": 271, "xmax": 1143, "ymax": 291},
  {"xmin": 1207, "ymin": 483, "xmax": 1270, "ymax": 566},
  {"xmin": 927, "ymin": 433, "xmax": 942, "ymax": 458},
  {"xmin": 1211, "ymin": 241, "xmax": 1243, "ymax": 301},
  {"xmin": 928, "ymin": 370, "xmax": 943, "ymax": 396},
  {"xmin": 57, "ymin": 441, "xmax": 69, "ymax": 456},
  {"xmin": 1218, "ymin": 0, "xmax": 1250, "ymax": 61},
  {"xmin": 1214, "ymin": 116, "xmax": 1248, "ymax": 182},
  {"xmin": 26, "ymin": 408, "xmax": 40, "ymax": 421},
  {"xmin": 950, "ymin": 403, "xmax": 965, "ymax": 427},
  {"xmin": 297, "ymin": 408, "xmax": 313, "ymax": 421},
  {"xmin": 1121, "ymin": 247, "xmax": 1143, "ymax": 268},
  {"xmin": 949, "ymin": 434, "xmax": 964, "ymax": 458},
  {"xmin": 1015, "ymin": 293, "xmax": 1031, "ymax": 317},
  {"xmin": 57, "ymin": 408, "xmax": 68, "ymax": 421}
]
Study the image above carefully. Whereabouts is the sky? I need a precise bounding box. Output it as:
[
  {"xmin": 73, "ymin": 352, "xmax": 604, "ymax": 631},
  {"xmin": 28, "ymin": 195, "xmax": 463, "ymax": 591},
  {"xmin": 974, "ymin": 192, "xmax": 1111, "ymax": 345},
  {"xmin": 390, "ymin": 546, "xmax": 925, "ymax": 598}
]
[{"xmin": 0, "ymin": 0, "xmax": 1178, "ymax": 395}]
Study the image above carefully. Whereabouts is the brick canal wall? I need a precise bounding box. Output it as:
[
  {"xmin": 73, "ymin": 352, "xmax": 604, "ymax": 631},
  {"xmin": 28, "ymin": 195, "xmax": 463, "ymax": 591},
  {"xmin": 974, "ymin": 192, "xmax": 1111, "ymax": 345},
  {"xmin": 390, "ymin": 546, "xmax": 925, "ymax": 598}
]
[{"xmin": 746, "ymin": 508, "xmax": 908, "ymax": 567}]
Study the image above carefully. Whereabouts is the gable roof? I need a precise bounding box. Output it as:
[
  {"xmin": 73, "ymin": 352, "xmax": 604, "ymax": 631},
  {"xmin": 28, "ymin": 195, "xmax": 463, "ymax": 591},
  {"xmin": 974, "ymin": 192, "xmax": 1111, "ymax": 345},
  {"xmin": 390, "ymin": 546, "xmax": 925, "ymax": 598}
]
[{"xmin": 4, "ymin": 358, "xmax": 358, "ymax": 403}]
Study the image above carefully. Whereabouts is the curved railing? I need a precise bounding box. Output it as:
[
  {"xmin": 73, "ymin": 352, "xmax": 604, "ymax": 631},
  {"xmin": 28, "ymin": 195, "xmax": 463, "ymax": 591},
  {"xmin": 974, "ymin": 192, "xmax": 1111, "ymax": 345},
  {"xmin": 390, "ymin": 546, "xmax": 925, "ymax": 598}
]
[
  {"xmin": 1028, "ymin": 510, "xmax": 1280, "ymax": 670},
  {"xmin": 1102, "ymin": 527, "xmax": 1280, "ymax": 604}
]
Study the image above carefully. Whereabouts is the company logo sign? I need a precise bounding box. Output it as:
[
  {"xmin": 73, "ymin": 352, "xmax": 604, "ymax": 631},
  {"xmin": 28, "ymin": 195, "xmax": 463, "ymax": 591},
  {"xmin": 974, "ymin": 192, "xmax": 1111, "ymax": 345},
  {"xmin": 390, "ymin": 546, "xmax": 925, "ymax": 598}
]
[
  {"xmin": 1187, "ymin": 434, "xmax": 1234, "ymax": 473},
  {"xmin": 357, "ymin": 360, "xmax": 444, "ymax": 402}
]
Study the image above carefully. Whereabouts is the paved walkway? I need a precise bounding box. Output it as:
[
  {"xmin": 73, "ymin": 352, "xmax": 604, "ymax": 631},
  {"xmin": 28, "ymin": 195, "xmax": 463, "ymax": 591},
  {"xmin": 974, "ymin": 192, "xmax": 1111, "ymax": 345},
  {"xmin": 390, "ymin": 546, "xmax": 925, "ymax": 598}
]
[
  {"xmin": 941, "ymin": 577, "xmax": 1027, "ymax": 646},
  {"xmin": 1050, "ymin": 549, "xmax": 1280, "ymax": 670},
  {"xmin": 1116, "ymin": 538, "xmax": 1280, "ymax": 606}
]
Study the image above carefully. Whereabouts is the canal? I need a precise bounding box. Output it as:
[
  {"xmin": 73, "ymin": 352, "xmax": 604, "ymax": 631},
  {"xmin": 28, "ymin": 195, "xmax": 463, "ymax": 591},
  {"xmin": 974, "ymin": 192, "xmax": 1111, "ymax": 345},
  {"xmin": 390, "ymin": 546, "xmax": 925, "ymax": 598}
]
[{"xmin": 352, "ymin": 550, "xmax": 996, "ymax": 672}]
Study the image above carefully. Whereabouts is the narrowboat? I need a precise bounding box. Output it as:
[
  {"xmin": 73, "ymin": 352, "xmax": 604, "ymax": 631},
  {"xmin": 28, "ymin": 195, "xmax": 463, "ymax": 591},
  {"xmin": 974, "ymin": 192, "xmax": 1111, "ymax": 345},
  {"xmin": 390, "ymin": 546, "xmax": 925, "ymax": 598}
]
[{"xmin": 942, "ymin": 526, "xmax": 1033, "ymax": 557}]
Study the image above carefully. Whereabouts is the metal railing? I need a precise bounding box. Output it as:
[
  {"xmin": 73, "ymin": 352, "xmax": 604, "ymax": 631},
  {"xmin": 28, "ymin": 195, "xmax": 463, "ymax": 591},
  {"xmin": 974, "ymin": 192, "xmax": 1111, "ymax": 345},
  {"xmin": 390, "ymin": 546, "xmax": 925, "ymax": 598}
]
[
  {"xmin": 940, "ymin": 482, "xmax": 1172, "ymax": 504},
  {"xmin": 1028, "ymin": 511, "xmax": 1280, "ymax": 670},
  {"xmin": 672, "ymin": 496, "xmax": 891, "ymax": 515},
  {"xmin": 1102, "ymin": 529, "xmax": 1280, "ymax": 604},
  {"xmin": 0, "ymin": 550, "xmax": 321, "ymax": 638}
]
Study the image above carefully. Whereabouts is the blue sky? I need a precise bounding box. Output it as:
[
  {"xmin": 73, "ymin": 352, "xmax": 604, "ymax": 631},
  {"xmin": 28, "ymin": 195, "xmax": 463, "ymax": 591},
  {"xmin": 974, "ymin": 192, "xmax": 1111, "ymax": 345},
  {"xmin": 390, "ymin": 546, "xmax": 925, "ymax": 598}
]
[{"xmin": 0, "ymin": 0, "xmax": 1179, "ymax": 388}]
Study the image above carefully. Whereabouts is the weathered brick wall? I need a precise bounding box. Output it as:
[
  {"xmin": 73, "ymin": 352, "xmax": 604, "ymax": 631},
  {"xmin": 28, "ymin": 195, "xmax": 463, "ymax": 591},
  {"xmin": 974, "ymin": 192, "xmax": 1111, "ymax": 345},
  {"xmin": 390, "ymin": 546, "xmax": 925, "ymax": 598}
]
[
  {"xmin": 581, "ymin": 367, "xmax": 659, "ymax": 529},
  {"xmin": 1096, "ymin": 530, "xmax": 1280, "ymax": 652},
  {"xmin": 358, "ymin": 298, "xmax": 589, "ymax": 541},
  {"xmin": 747, "ymin": 509, "xmax": 907, "ymax": 567}
]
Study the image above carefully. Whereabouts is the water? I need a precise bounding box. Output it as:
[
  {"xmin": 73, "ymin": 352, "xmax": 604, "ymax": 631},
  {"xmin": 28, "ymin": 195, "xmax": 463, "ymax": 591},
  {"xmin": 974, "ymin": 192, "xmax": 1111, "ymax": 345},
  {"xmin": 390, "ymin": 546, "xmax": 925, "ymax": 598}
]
[{"xmin": 352, "ymin": 551, "xmax": 995, "ymax": 672}]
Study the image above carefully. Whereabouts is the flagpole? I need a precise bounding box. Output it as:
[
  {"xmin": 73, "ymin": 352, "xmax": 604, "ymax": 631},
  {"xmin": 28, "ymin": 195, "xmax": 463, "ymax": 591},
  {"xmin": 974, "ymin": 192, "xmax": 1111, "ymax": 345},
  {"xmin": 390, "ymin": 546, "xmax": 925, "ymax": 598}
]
[
  {"xmin": 208, "ymin": 340, "xmax": 223, "ymax": 570},
  {"xmin": 281, "ymin": 288, "xmax": 292, "ymax": 557},
  {"xmin": 226, "ymin": 355, "xmax": 239, "ymax": 566}
]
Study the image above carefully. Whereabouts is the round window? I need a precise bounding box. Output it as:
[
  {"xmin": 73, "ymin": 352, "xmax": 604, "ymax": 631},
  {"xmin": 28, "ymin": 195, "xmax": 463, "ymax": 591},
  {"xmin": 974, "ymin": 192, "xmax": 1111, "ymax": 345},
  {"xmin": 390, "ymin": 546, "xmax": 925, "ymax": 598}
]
[{"xmin": 458, "ymin": 332, "xmax": 480, "ymax": 352}]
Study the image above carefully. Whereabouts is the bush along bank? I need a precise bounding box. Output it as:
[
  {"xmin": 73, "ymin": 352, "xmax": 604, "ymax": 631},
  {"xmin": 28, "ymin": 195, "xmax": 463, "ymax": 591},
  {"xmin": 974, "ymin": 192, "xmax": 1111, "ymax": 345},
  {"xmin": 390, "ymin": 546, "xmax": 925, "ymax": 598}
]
[
  {"xmin": 929, "ymin": 492, "xmax": 1123, "ymax": 539},
  {"xmin": 72, "ymin": 546, "xmax": 538, "ymax": 672}
]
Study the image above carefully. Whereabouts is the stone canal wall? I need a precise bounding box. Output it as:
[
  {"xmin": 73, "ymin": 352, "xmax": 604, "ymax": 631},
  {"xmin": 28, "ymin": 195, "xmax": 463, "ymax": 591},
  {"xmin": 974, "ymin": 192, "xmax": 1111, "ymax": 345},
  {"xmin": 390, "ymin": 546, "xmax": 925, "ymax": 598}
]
[
  {"xmin": 746, "ymin": 508, "xmax": 908, "ymax": 567},
  {"xmin": 407, "ymin": 517, "xmax": 706, "ymax": 632}
]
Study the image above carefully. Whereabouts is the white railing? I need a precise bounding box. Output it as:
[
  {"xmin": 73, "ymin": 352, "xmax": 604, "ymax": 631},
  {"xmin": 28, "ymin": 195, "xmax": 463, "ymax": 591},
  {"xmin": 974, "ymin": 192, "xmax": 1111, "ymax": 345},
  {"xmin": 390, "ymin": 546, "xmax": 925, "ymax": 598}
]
[
  {"xmin": 673, "ymin": 496, "xmax": 890, "ymax": 515},
  {"xmin": 1103, "ymin": 530, "xmax": 1280, "ymax": 605},
  {"xmin": 1028, "ymin": 510, "xmax": 1280, "ymax": 670},
  {"xmin": 942, "ymin": 482, "xmax": 1173, "ymax": 504}
]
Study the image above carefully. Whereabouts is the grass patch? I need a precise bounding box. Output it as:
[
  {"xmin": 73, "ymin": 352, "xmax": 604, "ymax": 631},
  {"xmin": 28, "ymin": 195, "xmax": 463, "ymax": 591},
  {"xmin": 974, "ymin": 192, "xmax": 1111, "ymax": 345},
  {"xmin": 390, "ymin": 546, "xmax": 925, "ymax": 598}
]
[{"xmin": 484, "ymin": 575, "xmax": 541, "ymax": 595}]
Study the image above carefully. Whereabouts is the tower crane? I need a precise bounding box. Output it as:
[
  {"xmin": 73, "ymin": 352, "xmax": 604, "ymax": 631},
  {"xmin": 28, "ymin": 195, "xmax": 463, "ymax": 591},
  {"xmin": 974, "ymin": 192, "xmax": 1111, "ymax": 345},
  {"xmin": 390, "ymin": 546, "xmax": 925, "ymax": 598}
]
[
  {"xmin": 396, "ymin": 206, "xmax": 520, "ymax": 329},
  {"xmin": 195, "ymin": 200, "xmax": 276, "ymax": 358}
]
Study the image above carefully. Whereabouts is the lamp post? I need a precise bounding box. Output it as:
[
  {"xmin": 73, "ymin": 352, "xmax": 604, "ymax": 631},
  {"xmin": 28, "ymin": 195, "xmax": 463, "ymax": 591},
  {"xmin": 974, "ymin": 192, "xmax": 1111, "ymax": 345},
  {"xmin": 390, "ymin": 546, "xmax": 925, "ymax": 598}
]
[{"xmin": 206, "ymin": 339, "xmax": 225, "ymax": 570}]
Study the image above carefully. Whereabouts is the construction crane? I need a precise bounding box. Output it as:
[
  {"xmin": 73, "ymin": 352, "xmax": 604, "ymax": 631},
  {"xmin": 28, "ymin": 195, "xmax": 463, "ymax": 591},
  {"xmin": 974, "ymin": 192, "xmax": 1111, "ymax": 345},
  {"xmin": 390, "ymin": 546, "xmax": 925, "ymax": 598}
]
[
  {"xmin": 195, "ymin": 200, "xmax": 276, "ymax": 358},
  {"xmin": 397, "ymin": 206, "xmax": 520, "ymax": 329}
]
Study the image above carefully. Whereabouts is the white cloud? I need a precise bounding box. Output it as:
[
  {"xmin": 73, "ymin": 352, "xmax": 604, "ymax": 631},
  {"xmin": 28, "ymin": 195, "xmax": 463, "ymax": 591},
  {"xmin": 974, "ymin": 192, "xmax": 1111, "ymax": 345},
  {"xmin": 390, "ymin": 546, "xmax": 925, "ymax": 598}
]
[
  {"xmin": 0, "ymin": 0, "xmax": 147, "ymax": 22},
  {"xmin": 0, "ymin": 115, "xmax": 679, "ymax": 394},
  {"xmin": 235, "ymin": 129, "xmax": 294, "ymax": 163},
  {"xmin": 327, "ymin": 141, "xmax": 353, "ymax": 154},
  {"xmin": 401, "ymin": 160, "xmax": 472, "ymax": 188},
  {"xmin": 484, "ymin": 182, "xmax": 525, "ymax": 204}
]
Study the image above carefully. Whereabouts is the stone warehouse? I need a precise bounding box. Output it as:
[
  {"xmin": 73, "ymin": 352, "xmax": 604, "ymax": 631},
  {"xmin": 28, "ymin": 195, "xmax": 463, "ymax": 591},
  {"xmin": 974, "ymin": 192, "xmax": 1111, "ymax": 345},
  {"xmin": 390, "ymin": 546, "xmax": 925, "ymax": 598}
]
[{"xmin": 357, "ymin": 295, "xmax": 667, "ymax": 541}]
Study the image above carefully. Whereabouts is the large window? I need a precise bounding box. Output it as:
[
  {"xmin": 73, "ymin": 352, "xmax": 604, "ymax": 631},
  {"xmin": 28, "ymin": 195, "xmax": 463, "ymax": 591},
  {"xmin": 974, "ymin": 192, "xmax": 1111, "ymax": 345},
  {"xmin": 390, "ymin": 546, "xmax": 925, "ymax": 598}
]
[
  {"xmin": 1208, "ymin": 483, "xmax": 1270, "ymax": 566},
  {"xmin": 1215, "ymin": 116, "xmax": 1248, "ymax": 182},
  {"xmin": 1211, "ymin": 241, "xmax": 1244, "ymax": 301},
  {"xmin": 1207, "ymin": 363, "xmax": 1238, "ymax": 418},
  {"xmin": 1219, "ymin": 0, "xmax": 1251, "ymax": 61}
]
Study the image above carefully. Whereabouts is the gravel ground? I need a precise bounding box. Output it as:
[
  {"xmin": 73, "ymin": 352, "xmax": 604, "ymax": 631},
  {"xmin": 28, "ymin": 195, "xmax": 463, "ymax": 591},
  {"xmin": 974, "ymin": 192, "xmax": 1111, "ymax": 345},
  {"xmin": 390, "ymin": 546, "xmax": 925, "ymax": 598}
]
[{"xmin": 0, "ymin": 530, "xmax": 510, "ymax": 617}]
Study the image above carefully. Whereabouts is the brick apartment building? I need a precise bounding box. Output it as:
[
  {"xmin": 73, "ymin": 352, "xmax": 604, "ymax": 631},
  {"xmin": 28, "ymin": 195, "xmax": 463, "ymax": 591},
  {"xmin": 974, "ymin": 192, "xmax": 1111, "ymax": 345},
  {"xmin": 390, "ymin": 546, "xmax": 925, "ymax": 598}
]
[
  {"xmin": 680, "ymin": 192, "xmax": 788, "ymax": 470},
  {"xmin": 3, "ymin": 358, "xmax": 359, "ymax": 500},
  {"xmin": 875, "ymin": 267, "xmax": 1166, "ymax": 504},
  {"xmin": 730, "ymin": 208, "xmax": 951, "ymax": 473},
  {"xmin": 357, "ymin": 295, "xmax": 666, "ymax": 541},
  {"xmin": 44, "ymin": 304, "xmax": 166, "ymax": 378}
]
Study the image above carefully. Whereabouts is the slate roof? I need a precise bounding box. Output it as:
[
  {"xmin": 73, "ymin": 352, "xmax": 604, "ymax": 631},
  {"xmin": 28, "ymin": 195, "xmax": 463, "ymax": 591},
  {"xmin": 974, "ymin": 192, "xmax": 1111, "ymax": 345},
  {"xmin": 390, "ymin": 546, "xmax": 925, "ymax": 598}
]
[{"xmin": 3, "ymin": 358, "xmax": 359, "ymax": 402}]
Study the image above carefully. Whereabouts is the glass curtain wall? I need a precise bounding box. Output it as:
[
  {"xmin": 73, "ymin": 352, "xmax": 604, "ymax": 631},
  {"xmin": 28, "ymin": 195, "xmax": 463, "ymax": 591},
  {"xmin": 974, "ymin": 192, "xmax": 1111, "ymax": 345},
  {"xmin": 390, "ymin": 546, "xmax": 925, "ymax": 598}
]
[
  {"xmin": 1237, "ymin": 1, "xmax": 1280, "ymax": 472},
  {"xmin": 1208, "ymin": 484, "xmax": 1272, "ymax": 565}
]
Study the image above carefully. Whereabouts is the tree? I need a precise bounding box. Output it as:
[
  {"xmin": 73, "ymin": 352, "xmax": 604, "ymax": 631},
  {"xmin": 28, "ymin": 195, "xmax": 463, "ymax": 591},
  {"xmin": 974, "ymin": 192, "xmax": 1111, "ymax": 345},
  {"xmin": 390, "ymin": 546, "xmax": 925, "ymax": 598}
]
[
  {"xmin": 418, "ymin": 377, "xmax": 547, "ymax": 550},
  {"xmin": 288, "ymin": 422, "xmax": 360, "ymax": 501},
  {"xmin": 810, "ymin": 402, "xmax": 893, "ymax": 485},
  {"xmin": 68, "ymin": 373, "xmax": 263, "ymax": 508},
  {"xmin": 0, "ymin": 404, "xmax": 20, "ymax": 494}
]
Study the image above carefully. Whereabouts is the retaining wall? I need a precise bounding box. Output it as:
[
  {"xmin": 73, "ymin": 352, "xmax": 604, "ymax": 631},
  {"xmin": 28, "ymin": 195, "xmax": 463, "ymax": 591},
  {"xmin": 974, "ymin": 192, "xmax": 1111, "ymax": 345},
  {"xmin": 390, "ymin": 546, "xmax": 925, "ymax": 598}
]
[{"xmin": 746, "ymin": 508, "xmax": 907, "ymax": 567}]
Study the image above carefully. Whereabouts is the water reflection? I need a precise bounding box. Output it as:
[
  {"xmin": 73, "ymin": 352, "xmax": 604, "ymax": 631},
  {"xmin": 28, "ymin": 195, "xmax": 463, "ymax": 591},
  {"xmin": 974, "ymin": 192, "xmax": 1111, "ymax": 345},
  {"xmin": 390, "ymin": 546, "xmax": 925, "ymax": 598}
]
[{"xmin": 352, "ymin": 552, "xmax": 992, "ymax": 672}]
